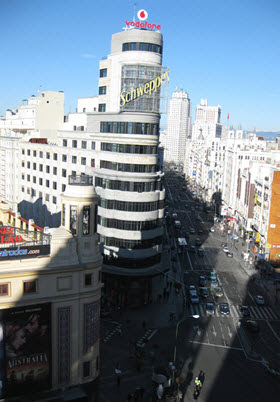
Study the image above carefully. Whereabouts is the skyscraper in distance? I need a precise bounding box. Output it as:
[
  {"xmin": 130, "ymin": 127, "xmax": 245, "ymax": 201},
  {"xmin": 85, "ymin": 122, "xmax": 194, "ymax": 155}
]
[{"xmin": 164, "ymin": 89, "xmax": 191, "ymax": 168}]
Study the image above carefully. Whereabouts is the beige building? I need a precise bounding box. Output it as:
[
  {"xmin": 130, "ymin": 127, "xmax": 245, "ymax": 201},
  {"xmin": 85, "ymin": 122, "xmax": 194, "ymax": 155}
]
[{"xmin": 0, "ymin": 175, "xmax": 102, "ymax": 400}]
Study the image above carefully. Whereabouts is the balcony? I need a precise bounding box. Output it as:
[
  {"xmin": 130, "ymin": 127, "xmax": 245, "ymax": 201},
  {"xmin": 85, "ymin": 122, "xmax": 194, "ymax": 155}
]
[{"xmin": 68, "ymin": 175, "xmax": 93, "ymax": 186}]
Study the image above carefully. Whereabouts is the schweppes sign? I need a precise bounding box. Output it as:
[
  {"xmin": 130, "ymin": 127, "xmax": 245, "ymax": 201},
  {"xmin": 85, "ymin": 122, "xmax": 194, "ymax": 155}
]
[{"xmin": 120, "ymin": 71, "xmax": 169, "ymax": 108}]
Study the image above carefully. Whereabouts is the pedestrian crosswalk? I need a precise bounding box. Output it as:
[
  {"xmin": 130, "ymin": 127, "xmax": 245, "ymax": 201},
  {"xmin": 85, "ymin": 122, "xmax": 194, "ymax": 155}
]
[{"xmin": 185, "ymin": 303, "xmax": 279, "ymax": 320}]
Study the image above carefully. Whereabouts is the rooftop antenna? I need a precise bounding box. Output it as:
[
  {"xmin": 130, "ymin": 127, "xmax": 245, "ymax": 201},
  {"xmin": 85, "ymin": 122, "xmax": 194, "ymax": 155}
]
[{"xmin": 133, "ymin": 3, "xmax": 136, "ymax": 22}]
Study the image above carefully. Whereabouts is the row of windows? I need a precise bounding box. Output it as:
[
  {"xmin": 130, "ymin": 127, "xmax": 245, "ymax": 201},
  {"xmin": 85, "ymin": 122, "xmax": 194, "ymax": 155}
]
[
  {"xmin": 102, "ymin": 253, "xmax": 161, "ymax": 269},
  {"xmin": 98, "ymin": 217, "xmax": 163, "ymax": 231},
  {"xmin": 122, "ymin": 42, "xmax": 162, "ymax": 54},
  {"xmin": 0, "ymin": 272, "xmax": 101, "ymax": 298},
  {"xmin": 22, "ymin": 186, "xmax": 59, "ymax": 202},
  {"xmin": 101, "ymin": 143, "xmax": 157, "ymax": 155},
  {"xmin": 100, "ymin": 160, "xmax": 156, "ymax": 173},
  {"xmin": 99, "ymin": 199, "xmax": 164, "ymax": 212},
  {"xmin": 95, "ymin": 177, "xmax": 162, "ymax": 192},
  {"xmin": 22, "ymin": 150, "xmax": 58, "ymax": 159},
  {"xmin": 62, "ymin": 139, "xmax": 96, "ymax": 150},
  {"xmin": 100, "ymin": 121, "xmax": 159, "ymax": 135},
  {"xmin": 22, "ymin": 158, "xmax": 95, "ymax": 170},
  {"xmin": 99, "ymin": 235, "xmax": 162, "ymax": 249}
]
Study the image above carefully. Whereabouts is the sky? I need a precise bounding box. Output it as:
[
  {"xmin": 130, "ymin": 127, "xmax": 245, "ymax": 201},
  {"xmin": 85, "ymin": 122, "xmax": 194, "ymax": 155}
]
[{"xmin": 1, "ymin": 0, "xmax": 280, "ymax": 131}]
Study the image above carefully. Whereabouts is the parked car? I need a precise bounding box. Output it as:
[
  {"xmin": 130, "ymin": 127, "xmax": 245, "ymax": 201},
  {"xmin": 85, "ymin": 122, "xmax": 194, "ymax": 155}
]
[
  {"xmin": 195, "ymin": 238, "xmax": 202, "ymax": 246},
  {"xmin": 240, "ymin": 306, "xmax": 250, "ymax": 317},
  {"xmin": 190, "ymin": 228, "xmax": 195, "ymax": 234},
  {"xmin": 199, "ymin": 276, "xmax": 206, "ymax": 286},
  {"xmin": 211, "ymin": 279, "xmax": 219, "ymax": 288},
  {"xmin": 246, "ymin": 320, "xmax": 260, "ymax": 333},
  {"xmin": 223, "ymin": 247, "xmax": 229, "ymax": 253},
  {"xmin": 209, "ymin": 227, "xmax": 215, "ymax": 232},
  {"xmin": 198, "ymin": 248, "xmax": 204, "ymax": 256},
  {"xmin": 255, "ymin": 295, "xmax": 265, "ymax": 305},
  {"xmin": 213, "ymin": 286, "xmax": 224, "ymax": 298},
  {"xmin": 206, "ymin": 302, "xmax": 215, "ymax": 316},
  {"xmin": 190, "ymin": 292, "xmax": 199, "ymax": 304},
  {"xmin": 220, "ymin": 303, "xmax": 230, "ymax": 316},
  {"xmin": 227, "ymin": 252, "xmax": 233, "ymax": 258},
  {"xmin": 190, "ymin": 245, "xmax": 196, "ymax": 253},
  {"xmin": 210, "ymin": 272, "xmax": 217, "ymax": 281},
  {"xmin": 200, "ymin": 287, "xmax": 209, "ymax": 298}
]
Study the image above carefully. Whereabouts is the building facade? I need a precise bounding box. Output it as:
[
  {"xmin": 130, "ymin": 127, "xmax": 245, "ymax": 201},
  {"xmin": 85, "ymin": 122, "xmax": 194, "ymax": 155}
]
[{"xmin": 0, "ymin": 175, "xmax": 102, "ymax": 400}]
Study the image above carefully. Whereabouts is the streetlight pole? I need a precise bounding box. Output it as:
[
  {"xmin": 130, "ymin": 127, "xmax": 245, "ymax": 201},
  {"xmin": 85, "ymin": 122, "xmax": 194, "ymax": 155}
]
[{"xmin": 172, "ymin": 319, "xmax": 183, "ymax": 385}]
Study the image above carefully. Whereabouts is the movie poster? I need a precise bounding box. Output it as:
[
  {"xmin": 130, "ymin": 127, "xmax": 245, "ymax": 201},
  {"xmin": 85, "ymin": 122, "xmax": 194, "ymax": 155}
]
[{"xmin": 1, "ymin": 303, "xmax": 51, "ymax": 398}]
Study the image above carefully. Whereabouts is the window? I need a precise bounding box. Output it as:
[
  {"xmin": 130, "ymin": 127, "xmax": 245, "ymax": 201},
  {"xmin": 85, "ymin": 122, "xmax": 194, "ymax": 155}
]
[
  {"xmin": 53, "ymin": 182, "xmax": 57, "ymax": 190},
  {"xmin": 83, "ymin": 206, "xmax": 90, "ymax": 235},
  {"xmin": 33, "ymin": 163, "xmax": 36, "ymax": 170},
  {"xmin": 83, "ymin": 361, "xmax": 90, "ymax": 378},
  {"xmin": 33, "ymin": 150, "xmax": 37, "ymax": 157},
  {"xmin": 27, "ymin": 162, "xmax": 30, "ymax": 168},
  {"xmin": 0, "ymin": 284, "xmax": 9, "ymax": 296},
  {"xmin": 27, "ymin": 150, "xmax": 31, "ymax": 156},
  {"xmin": 39, "ymin": 164, "xmax": 43, "ymax": 172},
  {"xmin": 99, "ymin": 86, "xmax": 106, "ymax": 95},
  {"xmin": 91, "ymin": 141, "xmax": 95, "ymax": 150},
  {"xmin": 39, "ymin": 178, "xmax": 43, "ymax": 185},
  {"xmin": 62, "ymin": 204, "xmax": 66, "ymax": 226},
  {"xmin": 27, "ymin": 175, "xmax": 30, "ymax": 182},
  {"xmin": 72, "ymin": 171, "xmax": 76, "ymax": 177},
  {"xmin": 53, "ymin": 167, "xmax": 57, "ymax": 175},
  {"xmin": 82, "ymin": 141, "xmax": 87, "ymax": 149},
  {"xmin": 85, "ymin": 274, "xmax": 92, "ymax": 286},
  {"xmin": 70, "ymin": 206, "xmax": 77, "ymax": 235},
  {"xmin": 62, "ymin": 184, "xmax": 66, "ymax": 192},
  {"xmin": 23, "ymin": 280, "xmax": 36, "ymax": 294},
  {"xmin": 31, "ymin": 189, "xmax": 36, "ymax": 197},
  {"xmin": 46, "ymin": 152, "xmax": 50, "ymax": 159},
  {"xmin": 72, "ymin": 140, "xmax": 77, "ymax": 148},
  {"xmin": 22, "ymin": 161, "xmax": 25, "ymax": 167},
  {"xmin": 62, "ymin": 169, "xmax": 67, "ymax": 177},
  {"xmin": 81, "ymin": 157, "xmax": 86, "ymax": 165},
  {"xmin": 72, "ymin": 156, "xmax": 77, "ymax": 164},
  {"xmin": 53, "ymin": 196, "xmax": 57, "ymax": 204},
  {"xmin": 22, "ymin": 149, "xmax": 25, "ymax": 155},
  {"xmin": 91, "ymin": 159, "xmax": 95, "ymax": 167},
  {"xmin": 46, "ymin": 166, "xmax": 50, "ymax": 173},
  {"xmin": 33, "ymin": 177, "xmax": 36, "ymax": 184},
  {"xmin": 45, "ymin": 194, "xmax": 49, "ymax": 201},
  {"xmin": 62, "ymin": 154, "xmax": 67, "ymax": 162},
  {"xmin": 63, "ymin": 139, "xmax": 67, "ymax": 147},
  {"xmin": 100, "ymin": 68, "xmax": 107, "ymax": 78},
  {"xmin": 27, "ymin": 188, "xmax": 30, "ymax": 194},
  {"xmin": 98, "ymin": 104, "xmax": 106, "ymax": 112},
  {"xmin": 46, "ymin": 180, "xmax": 49, "ymax": 187},
  {"xmin": 22, "ymin": 174, "xmax": 25, "ymax": 180},
  {"xmin": 53, "ymin": 153, "xmax": 58, "ymax": 160},
  {"xmin": 40, "ymin": 151, "xmax": 43, "ymax": 158}
]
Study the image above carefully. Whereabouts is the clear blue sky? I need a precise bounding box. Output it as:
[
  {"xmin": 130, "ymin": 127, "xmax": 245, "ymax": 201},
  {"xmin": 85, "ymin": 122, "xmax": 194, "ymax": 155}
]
[{"xmin": 1, "ymin": 0, "xmax": 280, "ymax": 131}]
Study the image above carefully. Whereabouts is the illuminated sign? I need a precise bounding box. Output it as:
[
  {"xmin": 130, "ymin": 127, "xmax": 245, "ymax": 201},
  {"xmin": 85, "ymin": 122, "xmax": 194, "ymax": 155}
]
[
  {"xmin": 120, "ymin": 71, "xmax": 169, "ymax": 108},
  {"xmin": 125, "ymin": 10, "xmax": 161, "ymax": 30}
]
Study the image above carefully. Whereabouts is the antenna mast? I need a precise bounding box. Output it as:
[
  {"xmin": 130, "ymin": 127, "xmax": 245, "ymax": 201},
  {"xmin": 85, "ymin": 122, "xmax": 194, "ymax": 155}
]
[{"xmin": 133, "ymin": 3, "xmax": 136, "ymax": 22}]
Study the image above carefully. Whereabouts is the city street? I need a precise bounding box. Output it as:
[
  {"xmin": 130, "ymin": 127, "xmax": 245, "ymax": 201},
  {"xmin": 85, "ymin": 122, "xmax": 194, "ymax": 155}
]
[{"xmin": 99, "ymin": 172, "xmax": 280, "ymax": 401}]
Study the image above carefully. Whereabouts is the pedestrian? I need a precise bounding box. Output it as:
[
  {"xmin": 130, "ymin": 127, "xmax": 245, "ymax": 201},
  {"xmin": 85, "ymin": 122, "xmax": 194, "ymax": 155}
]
[{"xmin": 193, "ymin": 388, "xmax": 199, "ymax": 400}]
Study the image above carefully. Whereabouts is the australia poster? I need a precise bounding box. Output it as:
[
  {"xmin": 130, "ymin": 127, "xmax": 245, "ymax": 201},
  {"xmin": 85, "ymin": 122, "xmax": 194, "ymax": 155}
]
[{"xmin": 0, "ymin": 303, "xmax": 51, "ymax": 398}]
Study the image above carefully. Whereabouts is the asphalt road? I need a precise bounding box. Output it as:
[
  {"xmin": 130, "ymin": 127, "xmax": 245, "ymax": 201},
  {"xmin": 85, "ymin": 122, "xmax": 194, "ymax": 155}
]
[{"xmin": 98, "ymin": 171, "xmax": 280, "ymax": 401}]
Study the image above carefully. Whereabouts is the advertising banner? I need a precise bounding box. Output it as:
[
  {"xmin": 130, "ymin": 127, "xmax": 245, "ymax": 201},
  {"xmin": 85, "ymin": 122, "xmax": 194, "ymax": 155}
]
[
  {"xmin": 0, "ymin": 303, "xmax": 51, "ymax": 398},
  {"xmin": 0, "ymin": 244, "xmax": 50, "ymax": 261}
]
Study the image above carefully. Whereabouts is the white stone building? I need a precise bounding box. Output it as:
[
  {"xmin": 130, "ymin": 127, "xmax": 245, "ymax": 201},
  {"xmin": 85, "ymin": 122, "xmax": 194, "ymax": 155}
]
[{"xmin": 163, "ymin": 90, "xmax": 191, "ymax": 167}]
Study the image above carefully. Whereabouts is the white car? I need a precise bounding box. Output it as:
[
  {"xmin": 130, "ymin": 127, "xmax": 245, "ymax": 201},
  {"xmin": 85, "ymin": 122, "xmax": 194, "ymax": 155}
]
[
  {"xmin": 209, "ymin": 227, "xmax": 215, "ymax": 232},
  {"xmin": 223, "ymin": 247, "xmax": 229, "ymax": 253}
]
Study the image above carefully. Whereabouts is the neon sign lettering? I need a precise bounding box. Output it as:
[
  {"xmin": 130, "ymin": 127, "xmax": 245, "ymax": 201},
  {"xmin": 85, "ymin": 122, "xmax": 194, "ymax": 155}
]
[{"xmin": 120, "ymin": 71, "xmax": 169, "ymax": 108}]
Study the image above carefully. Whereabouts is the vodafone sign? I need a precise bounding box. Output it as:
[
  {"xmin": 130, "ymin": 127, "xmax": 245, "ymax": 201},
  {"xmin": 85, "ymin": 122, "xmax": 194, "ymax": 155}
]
[
  {"xmin": 137, "ymin": 9, "xmax": 148, "ymax": 20},
  {"xmin": 125, "ymin": 9, "xmax": 161, "ymax": 31}
]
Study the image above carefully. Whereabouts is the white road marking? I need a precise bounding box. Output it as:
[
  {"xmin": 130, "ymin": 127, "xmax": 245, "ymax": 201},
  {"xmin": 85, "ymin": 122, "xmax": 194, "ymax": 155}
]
[
  {"xmin": 230, "ymin": 305, "xmax": 239, "ymax": 318},
  {"xmin": 250, "ymin": 306, "xmax": 262, "ymax": 319},
  {"xmin": 266, "ymin": 307, "xmax": 278, "ymax": 320},
  {"xmin": 212, "ymin": 326, "xmax": 217, "ymax": 337},
  {"xmin": 189, "ymin": 340, "xmax": 243, "ymax": 351}
]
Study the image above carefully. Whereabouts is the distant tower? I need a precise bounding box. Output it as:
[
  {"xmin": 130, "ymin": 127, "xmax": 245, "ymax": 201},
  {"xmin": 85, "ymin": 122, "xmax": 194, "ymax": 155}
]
[{"xmin": 164, "ymin": 89, "xmax": 191, "ymax": 166}]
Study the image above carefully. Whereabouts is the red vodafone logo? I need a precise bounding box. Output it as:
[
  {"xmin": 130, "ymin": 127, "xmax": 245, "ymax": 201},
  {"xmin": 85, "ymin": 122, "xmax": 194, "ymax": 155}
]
[{"xmin": 137, "ymin": 9, "xmax": 148, "ymax": 21}]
